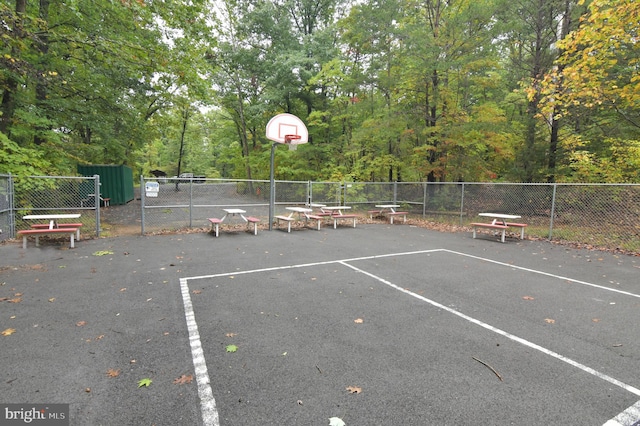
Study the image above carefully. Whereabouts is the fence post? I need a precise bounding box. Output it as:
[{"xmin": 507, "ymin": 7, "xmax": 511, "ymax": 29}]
[
  {"xmin": 460, "ymin": 183, "xmax": 465, "ymax": 225},
  {"xmin": 140, "ymin": 175, "xmax": 146, "ymax": 235},
  {"xmin": 548, "ymin": 183, "xmax": 557, "ymax": 240},
  {"xmin": 93, "ymin": 175, "xmax": 101, "ymax": 237},
  {"xmin": 393, "ymin": 181, "xmax": 398, "ymax": 204},
  {"xmin": 189, "ymin": 178, "xmax": 193, "ymax": 228},
  {"xmin": 422, "ymin": 182, "xmax": 427, "ymax": 217},
  {"xmin": 8, "ymin": 173, "xmax": 15, "ymax": 239}
]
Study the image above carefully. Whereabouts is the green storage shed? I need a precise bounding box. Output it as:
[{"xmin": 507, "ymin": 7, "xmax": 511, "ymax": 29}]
[{"xmin": 78, "ymin": 164, "xmax": 134, "ymax": 206}]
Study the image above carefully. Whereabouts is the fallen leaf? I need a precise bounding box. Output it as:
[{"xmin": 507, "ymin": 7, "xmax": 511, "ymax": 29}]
[
  {"xmin": 173, "ymin": 374, "xmax": 193, "ymax": 385},
  {"xmin": 522, "ymin": 296, "xmax": 535, "ymax": 300},
  {"xmin": 226, "ymin": 344, "xmax": 238, "ymax": 353},
  {"xmin": 192, "ymin": 289, "xmax": 202, "ymax": 294},
  {"xmin": 225, "ymin": 332, "xmax": 237, "ymax": 337},
  {"xmin": 48, "ymin": 298, "xmax": 56, "ymax": 303},
  {"xmin": 76, "ymin": 321, "xmax": 87, "ymax": 327},
  {"xmin": 329, "ymin": 417, "xmax": 346, "ymax": 426},
  {"xmin": 544, "ymin": 318, "xmax": 555, "ymax": 324},
  {"xmin": 354, "ymin": 318, "xmax": 364, "ymax": 324},
  {"xmin": 592, "ymin": 318, "xmax": 600, "ymax": 322},
  {"xmin": 93, "ymin": 250, "xmax": 114, "ymax": 256},
  {"xmin": 346, "ymin": 385, "xmax": 362, "ymax": 394},
  {"xmin": 106, "ymin": 369, "xmax": 120, "ymax": 378},
  {"xmin": 2, "ymin": 328, "xmax": 16, "ymax": 336},
  {"xmin": 137, "ymin": 378, "xmax": 152, "ymax": 388},
  {"xmin": 8, "ymin": 298, "xmax": 22, "ymax": 303}
]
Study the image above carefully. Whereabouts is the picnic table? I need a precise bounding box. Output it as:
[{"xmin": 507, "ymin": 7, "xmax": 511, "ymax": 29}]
[
  {"xmin": 317, "ymin": 206, "xmax": 359, "ymax": 229},
  {"xmin": 22, "ymin": 213, "xmax": 81, "ymax": 229},
  {"xmin": 371, "ymin": 204, "xmax": 408, "ymax": 224},
  {"xmin": 471, "ymin": 213, "xmax": 528, "ymax": 243},
  {"xmin": 275, "ymin": 207, "xmax": 323, "ymax": 232},
  {"xmin": 208, "ymin": 208, "xmax": 260, "ymax": 237},
  {"xmin": 19, "ymin": 213, "xmax": 83, "ymax": 249}
]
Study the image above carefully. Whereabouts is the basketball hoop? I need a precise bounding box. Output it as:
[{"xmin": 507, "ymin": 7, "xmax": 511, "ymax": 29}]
[
  {"xmin": 284, "ymin": 134, "xmax": 301, "ymax": 151},
  {"xmin": 266, "ymin": 113, "xmax": 309, "ymax": 230}
]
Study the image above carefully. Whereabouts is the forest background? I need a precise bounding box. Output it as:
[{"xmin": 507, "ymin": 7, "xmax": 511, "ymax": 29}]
[{"xmin": 1, "ymin": 0, "xmax": 639, "ymax": 185}]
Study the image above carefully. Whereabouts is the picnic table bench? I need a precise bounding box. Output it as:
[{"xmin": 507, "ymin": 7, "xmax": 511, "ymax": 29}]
[
  {"xmin": 19, "ymin": 214, "xmax": 83, "ymax": 249},
  {"xmin": 208, "ymin": 209, "xmax": 260, "ymax": 237},
  {"xmin": 275, "ymin": 207, "xmax": 323, "ymax": 232},
  {"xmin": 17, "ymin": 228, "xmax": 79, "ymax": 249},
  {"xmin": 471, "ymin": 213, "xmax": 527, "ymax": 243},
  {"xmin": 373, "ymin": 205, "xmax": 409, "ymax": 224}
]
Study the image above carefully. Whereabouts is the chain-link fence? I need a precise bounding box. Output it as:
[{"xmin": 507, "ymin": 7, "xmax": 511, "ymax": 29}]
[
  {"xmin": 6, "ymin": 175, "xmax": 101, "ymax": 240},
  {"xmin": 0, "ymin": 174, "xmax": 12, "ymax": 242},
  {"xmin": 141, "ymin": 178, "xmax": 639, "ymax": 253},
  {"xmin": 3, "ymin": 175, "xmax": 638, "ymax": 253}
]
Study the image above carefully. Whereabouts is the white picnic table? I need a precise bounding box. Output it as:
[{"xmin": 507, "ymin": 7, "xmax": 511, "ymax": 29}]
[
  {"xmin": 221, "ymin": 208, "xmax": 248, "ymax": 223},
  {"xmin": 320, "ymin": 205, "xmax": 351, "ymax": 215},
  {"xmin": 285, "ymin": 206, "xmax": 314, "ymax": 218},
  {"xmin": 473, "ymin": 213, "xmax": 527, "ymax": 242},
  {"xmin": 478, "ymin": 212, "xmax": 522, "ymax": 225},
  {"xmin": 22, "ymin": 213, "xmax": 81, "ymax": 229},
  {"xmin": 375, "ymin": 204, "xmax": 400, "ymax": 214},
  {"xmin": 209, "ymin": 208, "xmax": 260, "ymax": 236}
]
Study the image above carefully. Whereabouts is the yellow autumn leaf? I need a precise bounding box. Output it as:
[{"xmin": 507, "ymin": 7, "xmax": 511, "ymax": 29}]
[{"xmin": 2, "ymin": 328, "xmax": 16, "ymax": 336}]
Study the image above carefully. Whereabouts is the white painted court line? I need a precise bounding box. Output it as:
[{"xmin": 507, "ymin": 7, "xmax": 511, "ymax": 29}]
[
  {"xmin": 180, "ymin": 248, "xmax": 640, "ymax": 425},
  {"xmin": 604, "ymin": 400, "xmax": 640, "ymax": 426},
  {"xmin": 442, "ymin": 249, "xmax": 640, "ymax": 299},
  {"xmin": 180, "ymin": 278, "xmax": 219, "ymax": 426},
  {"xmin": 339, "ymin": 260, "xmax": 640, "ymax": 397}
]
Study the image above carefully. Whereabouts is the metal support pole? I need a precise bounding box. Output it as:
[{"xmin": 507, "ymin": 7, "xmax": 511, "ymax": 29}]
[
  {"xmin": 459, "ymin": 183, "xmax": 465, "ymax": 226},
  {"xmin": 140, "ymin": 175, "xmax": 146, "ymax": 235},
  {"xmin": 269, "ymin": 142, "xmax": 276, "ymax": 230},
  {"xmin": 548, "ymin": 183, "xmax": 557, "ymax": 240},
  {"xmin": 94, "ymin": 175, "xmax": 101, "ymax": 237}
]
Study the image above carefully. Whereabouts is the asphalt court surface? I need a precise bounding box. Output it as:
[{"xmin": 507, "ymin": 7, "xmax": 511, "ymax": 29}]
[{"xmin": 1, "ymin": 223, "xmax": 640, "ymax": 425}]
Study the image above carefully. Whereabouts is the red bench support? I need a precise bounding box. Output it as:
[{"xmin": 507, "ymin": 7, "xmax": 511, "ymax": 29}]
[
  {"xmin": 30, "ymin": 223, "xmax": 82, "ymax": 240},
  {"xmin": 387, "ymin": 212, "xmax": 408, "ymax": 224},
  {"xmin": 246, "ymin": 216, "xmax": 260, "ymax": 235},
  {"xmin": 208, "ymin": 218, "xmax": 223, "ymax": 237},
  {"xmin": 17, "ymin": 228, "xmax": 78, "ymax": 249},
  {"xmin": 306, "ymin": 214, "xmax": 323, "ymax": 230},
  {"xmin": 470, "ymin": 222, "xmax": 509, "ymax": 243},
  {"xmin": 505, "ymin": 222, "xmax": 528, "ymax": 239},
  {"xmin": 332, "ymin": 214, "xmax": 358, "ymax": 229}
]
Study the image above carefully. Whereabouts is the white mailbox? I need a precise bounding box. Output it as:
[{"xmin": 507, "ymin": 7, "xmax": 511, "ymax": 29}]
[{"xmin": 145, "ymin": 181, "xmax": 160, "ymax": 198}]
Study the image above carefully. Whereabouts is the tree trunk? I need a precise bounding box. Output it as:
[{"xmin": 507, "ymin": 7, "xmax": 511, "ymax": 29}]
[
  {"xmin": 0, "ymin": 0, "xmax": 27, "ymax": 135},
  {"xmin": 34, "ymin": 0, "xmax": 51, "ymax": 145}
]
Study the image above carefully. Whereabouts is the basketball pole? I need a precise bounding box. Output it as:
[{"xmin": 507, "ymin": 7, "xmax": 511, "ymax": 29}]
[{"xmin": 269, "ymin": 141, "xmax": 276, "ymax": 231}]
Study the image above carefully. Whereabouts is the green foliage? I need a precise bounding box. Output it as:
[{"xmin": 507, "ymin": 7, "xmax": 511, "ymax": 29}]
[
  {"xmin": 0, "ymin": 133, "xmax": 54, "ymax": 177},
  {"xmin": 2, "ymin": 0, "xmax": 638, "ymax": 184}
]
